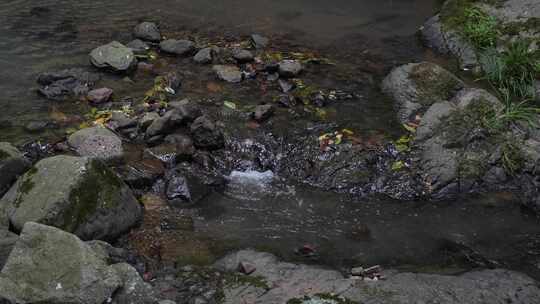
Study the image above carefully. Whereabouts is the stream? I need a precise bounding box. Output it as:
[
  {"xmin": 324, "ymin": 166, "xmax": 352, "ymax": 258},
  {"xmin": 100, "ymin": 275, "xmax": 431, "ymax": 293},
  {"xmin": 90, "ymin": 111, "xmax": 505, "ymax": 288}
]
[{"xmin": 2, "ymin": 0, "xmax": 540, "ymax": 282}]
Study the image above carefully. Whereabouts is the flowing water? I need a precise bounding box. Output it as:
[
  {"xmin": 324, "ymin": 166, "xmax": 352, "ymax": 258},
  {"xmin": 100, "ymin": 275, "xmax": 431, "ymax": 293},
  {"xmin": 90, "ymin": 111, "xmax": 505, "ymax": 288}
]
[{"xmin": 2, "ymin": 0, "xmax": 540, "ymax": 279}]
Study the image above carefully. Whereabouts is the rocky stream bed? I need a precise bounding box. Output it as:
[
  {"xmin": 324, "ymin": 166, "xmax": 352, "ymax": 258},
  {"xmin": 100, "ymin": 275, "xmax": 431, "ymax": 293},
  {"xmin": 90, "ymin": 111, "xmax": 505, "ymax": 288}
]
[{"xmin": 1, "ymin": 0, "xmax": 540, "ymax": 303}]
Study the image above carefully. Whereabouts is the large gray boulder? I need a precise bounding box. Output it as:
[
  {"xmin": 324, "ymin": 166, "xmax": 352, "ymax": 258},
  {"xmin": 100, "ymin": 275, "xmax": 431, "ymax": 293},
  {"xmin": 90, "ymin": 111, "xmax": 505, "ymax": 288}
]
[
  {"xmin": 0, "ymin": 155, "xmax": 142, "ymax": 240},
  {"xmin": 382, "ymin": 62, "xmax": 464, "ymax": 124},
  {"xmin": 0, "ymin": 142, "xmax": 30, "ymax": 196},
  {"xmin": 0, "ymin": 222, "xmax": 155, "ymax": 304},
  {"xmin": 90, "ymin": 41, "xmax": 137, "ymax": 72},
  {"xmin": 68, "ymin": 126, "xmax": 124, "ymax": 162},
  {"xmin": 215, "ymin": 250, "xmax": 540, "ymax": 304},
  {"xmin": 0, "ymin": 222, "xmax": 122, "ymax": 304},
  {"xmin": 133, "ymin": 22, "xmax": 161, "ymax": 42}
]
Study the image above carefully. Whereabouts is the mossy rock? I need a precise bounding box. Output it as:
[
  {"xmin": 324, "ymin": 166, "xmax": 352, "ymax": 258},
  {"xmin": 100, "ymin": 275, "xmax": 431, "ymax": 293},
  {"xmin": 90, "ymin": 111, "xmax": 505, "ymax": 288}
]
[
  {"xmin": 0, "ymin": 142, "xmax": 30, "ymax": 197},
  {"xmin": 1, "ymin": 155, "xmax": 142, "ymax": 241},
  {"xmin": 382, "ymin": 62, "xmax": 464, "ymax": 123}
]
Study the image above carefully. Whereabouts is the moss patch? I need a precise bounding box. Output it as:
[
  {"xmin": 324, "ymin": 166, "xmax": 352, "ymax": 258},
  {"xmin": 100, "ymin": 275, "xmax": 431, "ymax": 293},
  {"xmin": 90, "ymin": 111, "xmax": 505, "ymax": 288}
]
[
  {"xmin": 0, "ymin": 150, "xmax": 11, "ymax": 161},
  {"xmin": 409, "ymin": 63, "xmax": 462, "ymax": 105},
  {"xmin": 61, "ymin": 159, "xmax": 124, "ymax": 232}
]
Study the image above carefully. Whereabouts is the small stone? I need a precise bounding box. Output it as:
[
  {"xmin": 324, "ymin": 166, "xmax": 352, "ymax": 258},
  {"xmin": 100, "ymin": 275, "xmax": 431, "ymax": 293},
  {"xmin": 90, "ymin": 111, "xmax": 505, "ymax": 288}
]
[
  {"xmin": 24, "ymin": 121, "xmax": 48, "ymax": 132},
  {"xmin": 87, "ymin": 88, "xmax": 113, "ymax": 104},
  {"xmin": 90, "ymin": 41, "xmax": 137, "ymax": 72},
  {"xmin": 190, "ymin": 116, "xmax": 225, "ymax": 150},
  {"xmin": 139, "ymin": 112, "xmax": 160, "ymax": 130},
  {"xmin": 238, "ymin": 261, "xmax": 256, "ymax": 275},
  {"xmin": 194, "ymin": 47, "xmax": 214, "ymax": 64},
  {"xmin": 278, "ymin": 60, "xmax": 303, "ymax": 78},
  {"xmin": 67, "ymin": 126, "xmax": 124, "ymax": 162},
  {"xmin": 160, "ymin": 39, "xmax": 195, "ymax": 56},
  {"xmin": 133, "ymin": 22, "xmax": 161, "ymax": 42},
  {"xmin": 110, "ymin": 112, "xmax": 136, "ymax": 130},
  {"xmin": 126, "ymin": 39, "xmax": 150, "ymax": 55},
  {"xmin": 251, "ymin": 34, "xmax": 269, "ymax": 49},
  {"xmin": 232, "ymin": 48, "xmax": 254, "ymax": 63},
  {"xmin": 252, "ymin": 104, "xmax": 274, "ymax": 122},
  {"xmin": 278, "ymin": 79, "xmax": 295, "ymax": 93},
  {"xmin": 213, "ymin": 65, "xmax": 243, "ymax": 83},
  {"xmin": 276, "ymin": 94, "xmax": 296, "ymax": 108}
]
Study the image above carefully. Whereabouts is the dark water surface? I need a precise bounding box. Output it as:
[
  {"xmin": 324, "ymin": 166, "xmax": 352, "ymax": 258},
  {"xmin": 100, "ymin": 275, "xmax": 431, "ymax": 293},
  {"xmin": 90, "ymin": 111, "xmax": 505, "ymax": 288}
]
[{"xmin": 3, "ymin": 0, "xmax": 540, "ymax": 279}]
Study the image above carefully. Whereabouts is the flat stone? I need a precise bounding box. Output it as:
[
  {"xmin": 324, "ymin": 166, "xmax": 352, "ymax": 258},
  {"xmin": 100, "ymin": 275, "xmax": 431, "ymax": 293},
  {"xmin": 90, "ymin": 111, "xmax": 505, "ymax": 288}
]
[
  {"xmin": 90, "ymin": 41, "xmax": 137, "ymax": 72},
  {"xmin": 68, "ymin": 126, "xmax": 124, "ymax": 162},
  {"xmin": 213, "ymin": 65, "xmax": 242, "ymax": 83},
  {"xmin": 278, "ymin": 60, "xmax": 303, "ymax": 78},
  {"xmin": 87, "ymin": 87, "xmax": 113, "ymax": 104},
  {"xmin": 160, "ymin": 39, "xmax": 195, "ymax": 56}
]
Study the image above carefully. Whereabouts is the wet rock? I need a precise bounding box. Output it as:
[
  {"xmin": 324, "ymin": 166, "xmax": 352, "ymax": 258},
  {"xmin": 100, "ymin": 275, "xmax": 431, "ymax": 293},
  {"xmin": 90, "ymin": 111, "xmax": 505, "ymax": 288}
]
[
  {"xmin": 87, "ymin": 87, "xmax": 113, "ymax": 104},
  {"xmin": 213, "ymin": 65, "xmax": 243, "ymax": 83},
  {"xmin": 163, "ymin": 71, "xmax": 182, "ymax": 92},
  {"xmin": 166, "ymin": 174, "xmax": 191, "ymax": 205},
  {"xmin": 0, "ymin": 155, "xmax": 142, "ymax": 240},
  {"xmin": 0, "ymin": 222, "xmax": 122, "ymax": 304},
  {"xmin": 215, "ymin": 250, "xmax": 540, "ymax": 304},
  {"xmin": 421, "ymin": 14, "xmax": 478, "ymax": 70},
  {"xmin": 278, "ymin": 60, "xmax": 303, "ymax": 78},
  {"xmin": 165, "ymin": 169, "xmax": 214, "ymax": 206},
  {"xmin": 109, "ymin": 111, "xmax": 137, "ymax": 130},
  {"xmin": 190, "ymin": 116, "xmax": 225, "ymax": 150},
  {"xmin": 164, "ymin": 133, "xmax": 196, "ymax": 157},
  {"xmin": 251, "ymin": 34, "xmax": 269, "ymax": 49},
  {"xmin": 37, "ymin": 68, "xmax": 99, "ymax": 100},
  {"xmin": 127, "ymin": 39, "xmax": 150, "ymax": 55},
  {"xmin": 68, "ymin": 126, "xmax": 124, "ymax": 162},
  {"xmin": 168, "ymin": 99, "xmax": 203, "ymax": 123},
  {"xmin": 194, "ymin": 47, "xmax": 215, "ymax": 64},
  {"xmin": 232, "ymin": 48, "xmax": 254, "ymax": 63},
  {"xmin": 145, "ymin": 108, "xmax": 191, "ymax": 138},
  {"xmin": 382, "ymin": 62, "xmax": 464, "ymax": 123},
  {"xmin": 139, "ymin": 111, "xmax": 160, "ymax": 130},
  {"xmin": 133, "ymin": 21, "xmax": 161, "ymax": 42},
  {"xmin": 0, "ymin": 142, "xmax": 30, "ymax": 197},
  {"xmin": 251, "ymin": 104, "xmax": 274, "ymax": 122},
  {"xmin": 24, "ymin": 121, "xmax": 49, "ymax": 132},
  {"xmin": 160, "ymin": 39, "xmax": 195, "ymax": 56},
  {"xmin": 90, "ymin": 41, "xmax": 137, "ymax": 72},
  {"xmin": 278, "ymin": 79, "xmax": 295, "ymax": 93},
  {"xmin": 118, "ymin": 159, "xmax": 164, "ymax": 189}
]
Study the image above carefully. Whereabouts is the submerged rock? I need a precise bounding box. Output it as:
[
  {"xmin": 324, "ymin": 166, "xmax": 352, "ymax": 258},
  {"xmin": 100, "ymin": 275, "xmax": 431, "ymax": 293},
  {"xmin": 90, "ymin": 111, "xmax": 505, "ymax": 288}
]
[
  {"xmin": 90, "ymin": 41, "xmax": 137, "ymax": 72},
  {"xmin": 251, "ymin": 34, "xmax": 269, "ymax": 49},
  {"xmin": 37, "ymin": 68, "xmax": 99, "ymax": 100},
  {"xmin": 382, "ymin": 62, "xmax": 464, "ymax": 123},
  {"xmin": 127, "ymin": 39, "xmax": 150, "ymax": 55},
  {"xmin": 190, "ymin": 116, "xmax": 225, "ymax": 150},
  {"xmin": 278, "ymin": 60, "xmax": 303, "ymax": 78},
  {"xmin": 232, "ymin": 48, "xmax": 254, "ymax": 63},
  {"xmin": 0, "ymin": 142, "xmax": 30, "ymax": 197},
  {"xmin": 133, "ymin": 21, "xmax": 161, "ymax": 42},
  {"xmin": 68, "ymin": 126, "xmax": 124, "ymax": 162},
  {"xmin": 213, "ymin": 65, "xmax": 243, "ymax": 83},
  {"xmin": 0, "ymin": 155, "xmax": 142, "ymax": 240},
  {"xmin": 194, "ymin": 47, "xmax": 215, "ymax": 64},
  {"xmin": 159, "ymin": 39, "xmax": 195, "ymax": 56}
]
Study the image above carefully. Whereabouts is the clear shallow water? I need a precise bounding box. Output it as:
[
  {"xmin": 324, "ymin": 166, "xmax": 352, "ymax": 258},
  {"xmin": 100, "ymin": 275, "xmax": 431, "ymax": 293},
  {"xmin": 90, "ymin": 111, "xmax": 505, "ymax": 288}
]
[
  {"xmin": 0, "ymin": 0, "xmax": 438, "ymax": 138},
  {"xmin": 4, "ymin": 0, "xmax": 540, "ymax": 279}
]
